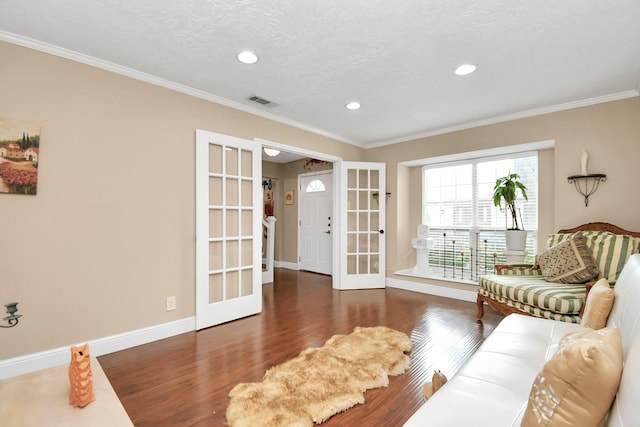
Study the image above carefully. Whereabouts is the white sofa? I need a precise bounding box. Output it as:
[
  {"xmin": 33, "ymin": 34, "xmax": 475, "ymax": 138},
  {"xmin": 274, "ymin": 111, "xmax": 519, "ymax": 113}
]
[{"xmin": 405, "ymin": 253, "xmax": 640, "ymax": 426}]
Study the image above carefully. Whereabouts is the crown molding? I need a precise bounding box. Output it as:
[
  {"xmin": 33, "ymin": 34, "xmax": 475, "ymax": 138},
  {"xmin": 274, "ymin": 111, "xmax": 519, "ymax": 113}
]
[
  {"xmin": 1, "ymin": 30, "xmax": 637, "ymax": 150},
  {"xmin": 0, "ymin": 30, "xmax": 358, "ymax": 147},
  {"xmin": 367, "ymin": 90, "xmax": 640, "ymax": 149}
]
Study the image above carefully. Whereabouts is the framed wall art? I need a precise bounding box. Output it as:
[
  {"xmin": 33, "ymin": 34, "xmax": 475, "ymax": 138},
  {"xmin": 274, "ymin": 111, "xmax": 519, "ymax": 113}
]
[
  {"xmin": 285, "ymin": 190, "xmax": 294, "ymax": 205},
  {"xmin": 0, "ymin": 117, "xmax": 40, "ymax": 195}
]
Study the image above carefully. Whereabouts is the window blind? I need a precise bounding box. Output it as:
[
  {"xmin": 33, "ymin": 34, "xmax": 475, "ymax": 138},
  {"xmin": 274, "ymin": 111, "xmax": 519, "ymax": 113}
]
[{"xmin": 422, "ymin": 153, "xmax": 538, "ymax": 278}]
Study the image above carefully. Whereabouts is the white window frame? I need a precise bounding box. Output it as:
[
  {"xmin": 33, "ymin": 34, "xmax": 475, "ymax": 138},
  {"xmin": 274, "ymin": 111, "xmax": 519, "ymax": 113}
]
[{"xmin": 421, "ymin": 151, "xmax": 539, "ymax": 279}]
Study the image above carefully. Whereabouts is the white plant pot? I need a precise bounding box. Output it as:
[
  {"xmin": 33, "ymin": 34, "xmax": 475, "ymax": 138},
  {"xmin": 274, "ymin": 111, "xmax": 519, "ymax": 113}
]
[{"xmin": 505, "ymin": 229, "xmax": 527, "ymax": 251}]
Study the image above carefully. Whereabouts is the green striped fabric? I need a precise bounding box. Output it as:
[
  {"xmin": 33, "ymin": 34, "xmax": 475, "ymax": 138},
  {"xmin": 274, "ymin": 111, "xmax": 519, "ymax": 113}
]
[
  {"xmin": 546, "ymin": 233, "xmax": 571, "ymax": 248},
  {"xmin": 545, "ymin": 231, "xmax": 640, "ymax": 283},
  {"xmin": 478, "ymin": 288, "xmax": 581, "ymax": 323},
  {"xmin": 499, "ymin": 265, "xmax": 542, "ymax": 277},
  {"xmin": 479, "ymin": 274, "xmax": 586, "ymax": 314}
]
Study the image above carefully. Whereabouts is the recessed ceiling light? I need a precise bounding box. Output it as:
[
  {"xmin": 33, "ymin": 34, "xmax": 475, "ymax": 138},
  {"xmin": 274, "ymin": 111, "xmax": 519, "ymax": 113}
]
[
  {"xmin": 263, "ymin": 148, "xmax": 280, "ymax": 157},
  {"xmin": 345, "ymin": 102, "xmax": 361, "ymax": 110},
  {"xmin": 455, "ymin": 64, "xmax": 476, "ymax": 76},
  {"xmin": 237, "ymin": 50, "xmax": 259, "ymax": 64}
]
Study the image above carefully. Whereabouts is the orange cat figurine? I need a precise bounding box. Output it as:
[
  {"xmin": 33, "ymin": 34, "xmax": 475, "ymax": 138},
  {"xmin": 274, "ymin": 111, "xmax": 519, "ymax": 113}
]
[{"xmin": 68, "ymin": 343, "xmax": 95, "ymax": 408}]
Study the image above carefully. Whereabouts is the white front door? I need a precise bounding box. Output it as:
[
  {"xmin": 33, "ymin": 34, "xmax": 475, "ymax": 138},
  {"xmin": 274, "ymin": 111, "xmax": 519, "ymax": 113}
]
[
  {"xmin": 299, "ymin": 171, "xmax": 333, "ymax": 275},
  {"xmin": 195, "ymin": 130, "xmax": 262, "ymax": 330},
  {"xmin": 338, "ymin": 162, "xmax": 386, "ymax": 289}
]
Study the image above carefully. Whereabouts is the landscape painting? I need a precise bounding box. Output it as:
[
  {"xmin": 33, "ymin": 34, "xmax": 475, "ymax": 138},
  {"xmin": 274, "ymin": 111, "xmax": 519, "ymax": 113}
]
[{"xmin": 0, "ymin": 117, "xmax": 40, "ymax": 195}]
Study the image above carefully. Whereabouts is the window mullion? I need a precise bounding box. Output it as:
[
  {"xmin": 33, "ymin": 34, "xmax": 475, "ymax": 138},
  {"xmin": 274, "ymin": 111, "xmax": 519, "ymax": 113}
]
[{"xmin": 471, "ymin": 161, "xmax": 478, "ymax": 229}]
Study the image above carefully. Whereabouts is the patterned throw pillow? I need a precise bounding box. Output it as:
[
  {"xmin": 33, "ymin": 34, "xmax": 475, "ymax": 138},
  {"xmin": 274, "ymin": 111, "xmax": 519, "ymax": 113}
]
[{"xmin": 536, "ymin": 232, "xmax": 599, "ymax": 283}]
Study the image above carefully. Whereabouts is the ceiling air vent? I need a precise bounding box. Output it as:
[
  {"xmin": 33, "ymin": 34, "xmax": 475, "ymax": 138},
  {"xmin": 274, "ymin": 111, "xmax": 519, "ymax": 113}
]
[{"xmin": 248, "ymin": 95, "xmax": 277, "ymax": 107}]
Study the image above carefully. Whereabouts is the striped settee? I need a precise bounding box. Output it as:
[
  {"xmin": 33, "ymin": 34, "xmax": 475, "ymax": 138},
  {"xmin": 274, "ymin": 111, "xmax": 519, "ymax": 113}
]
[{"xmin": 477, "ymin": 222, "xmax": 640, "ymax": 323}]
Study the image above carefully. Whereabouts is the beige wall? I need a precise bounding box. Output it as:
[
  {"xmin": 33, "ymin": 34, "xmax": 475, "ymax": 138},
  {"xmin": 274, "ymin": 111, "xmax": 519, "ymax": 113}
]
[
  {"xmin": 2, "ymin": 39, "xmax": 639, "ymax": 361},
  {"xmin": 0, "ymin": 41, "xmax": 363, "ymax": 359},
  {"xmin": 366, "ymin": 97, "xmax": 640, "ymax": 292}
]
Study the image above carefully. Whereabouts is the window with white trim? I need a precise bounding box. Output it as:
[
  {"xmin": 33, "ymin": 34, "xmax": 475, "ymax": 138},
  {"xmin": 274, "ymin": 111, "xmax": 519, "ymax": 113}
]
[
  {"xmin": 305, "ymin": 179, "xmax": 326, "ymax": 193},
  {"xmin": 422, "ymin": 152, "xmax": 537, "ymax": 278}
]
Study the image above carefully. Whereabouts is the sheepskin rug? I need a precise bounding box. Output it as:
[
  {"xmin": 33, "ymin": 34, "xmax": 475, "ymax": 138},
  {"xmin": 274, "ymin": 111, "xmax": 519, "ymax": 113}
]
[{"xmin": 226, "ymin": 326, "xmax": 412, "ymax": 427}]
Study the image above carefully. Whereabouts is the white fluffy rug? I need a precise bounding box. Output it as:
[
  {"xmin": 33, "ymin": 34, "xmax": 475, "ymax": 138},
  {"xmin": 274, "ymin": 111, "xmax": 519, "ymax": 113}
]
[{"xmin": 226, "ymin": 326, "xmax": 412, "ymax": 427}]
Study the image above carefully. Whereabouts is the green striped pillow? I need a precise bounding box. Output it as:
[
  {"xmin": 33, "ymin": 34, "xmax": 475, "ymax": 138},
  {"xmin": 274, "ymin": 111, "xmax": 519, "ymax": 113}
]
[
  {"xmin": 584, "ymin": 231, "xmax": 640, "ymax": 283},
  {"xmin": 546, "ymin": 231, "xmax": 640, "ymax": 283},
  {"xmin": 547, "ymin": 233, "xmax": 571, "ymax": 248}
]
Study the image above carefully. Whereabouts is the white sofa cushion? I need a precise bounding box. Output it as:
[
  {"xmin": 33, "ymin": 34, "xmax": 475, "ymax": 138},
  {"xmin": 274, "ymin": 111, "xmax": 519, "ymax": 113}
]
[
  {"xmin": 604, "ymin": 254, "xmax": 640, "ymax": 427},
  {"xmin": 403, "ymin": 315, "xmax": 578, "ymax": 427}
]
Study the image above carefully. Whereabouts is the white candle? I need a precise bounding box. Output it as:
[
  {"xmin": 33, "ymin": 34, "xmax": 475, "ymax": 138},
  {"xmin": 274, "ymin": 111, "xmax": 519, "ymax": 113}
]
[{"xmin": 580, "ymin": 149, "xmax": 589, "ymax": 175}]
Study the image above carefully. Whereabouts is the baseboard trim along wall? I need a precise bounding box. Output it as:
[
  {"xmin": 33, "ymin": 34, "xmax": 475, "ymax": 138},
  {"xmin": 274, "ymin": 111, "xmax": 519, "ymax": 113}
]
[
  {"xmin": 386, "ymin": 277, "xmax": 477, "ymax": 302},
  {"xmin": 3, "ymin": 278, "xmax": 473, "ymax": 380},
  {"xmin": 0, "ymin": 317, "xmax": 196, "ymax": 380},
  {"xmin": 274, "ymin": 261, "xmax": 299, "ymax": 270}
]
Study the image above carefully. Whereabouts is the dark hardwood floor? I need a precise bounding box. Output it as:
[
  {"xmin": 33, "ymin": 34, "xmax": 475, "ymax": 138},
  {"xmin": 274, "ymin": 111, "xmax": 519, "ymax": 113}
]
[{"xmin": 99, "ymin": 269, "xmax": 504, "ymax": 426}]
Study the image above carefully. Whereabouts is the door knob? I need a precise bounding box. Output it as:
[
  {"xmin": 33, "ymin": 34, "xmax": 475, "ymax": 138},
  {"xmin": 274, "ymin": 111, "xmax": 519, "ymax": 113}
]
[
  {"xmin": 325, "ymin": 230, "xmax": 331, "ymax": 234},
  {"xmin": 379, "ymin": 230, "xmax": 384, "ymax": 234}
]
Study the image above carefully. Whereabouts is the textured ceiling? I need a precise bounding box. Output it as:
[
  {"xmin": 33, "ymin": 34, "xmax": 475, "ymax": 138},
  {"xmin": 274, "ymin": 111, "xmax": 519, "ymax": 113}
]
[{"xmin": 1, "ymin": 0, "xmax": 639, "ymax": 148}]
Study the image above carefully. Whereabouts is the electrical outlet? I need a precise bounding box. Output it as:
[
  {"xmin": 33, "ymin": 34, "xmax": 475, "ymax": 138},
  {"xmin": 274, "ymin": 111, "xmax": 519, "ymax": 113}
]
[{"xmin": 166, "ymin": 296, "xmax": 176, "ymax": 311}]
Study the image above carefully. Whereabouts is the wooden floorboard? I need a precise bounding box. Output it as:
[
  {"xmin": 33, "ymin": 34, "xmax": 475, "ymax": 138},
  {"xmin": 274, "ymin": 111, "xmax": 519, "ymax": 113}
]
[{"xmin": 99, "ymin": 269, "xmax": 504, "ymax": 426}]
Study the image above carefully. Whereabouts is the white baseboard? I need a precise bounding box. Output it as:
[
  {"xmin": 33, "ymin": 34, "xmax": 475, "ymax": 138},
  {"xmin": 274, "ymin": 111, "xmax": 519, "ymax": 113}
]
[
  {"xmin": 0, "ymin": 317, "xmax": 195, "ymax": 380},
  {"xmin": 386, "ymin": 277, "xmax": 477, "ymax": 302},
  {"xmin": 274, "ymin": 261, "xmax": 299, "ymax": 270}
]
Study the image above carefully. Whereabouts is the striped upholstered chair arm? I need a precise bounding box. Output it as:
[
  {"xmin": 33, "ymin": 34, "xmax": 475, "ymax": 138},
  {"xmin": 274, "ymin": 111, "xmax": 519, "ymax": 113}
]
[{"xmin": 496, "ymin": 264, "xmax": 541, "ymax": 276}]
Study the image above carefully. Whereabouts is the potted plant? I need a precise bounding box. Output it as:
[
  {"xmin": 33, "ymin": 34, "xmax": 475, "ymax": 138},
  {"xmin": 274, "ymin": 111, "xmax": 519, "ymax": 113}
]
[{"xmin": 493, "ymin": 172, "xmax": 528, "ymax": 251}]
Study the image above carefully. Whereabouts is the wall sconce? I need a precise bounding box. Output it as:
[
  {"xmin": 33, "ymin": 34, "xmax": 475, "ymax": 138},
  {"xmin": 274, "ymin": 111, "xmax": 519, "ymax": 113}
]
[
  {"xmin": 1, "ymin": 302, "xmax": 22, "ymax": 328},
  {"xmin": 567, "ymin": 174, "xmax": 606, "ymax": 207}
]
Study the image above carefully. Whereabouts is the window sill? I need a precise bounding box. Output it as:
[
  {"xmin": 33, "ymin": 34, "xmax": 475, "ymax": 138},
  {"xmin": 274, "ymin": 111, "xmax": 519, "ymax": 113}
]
[{"xmin": 394, "ymin": 268, "xmax": 480, "ymax": 286}]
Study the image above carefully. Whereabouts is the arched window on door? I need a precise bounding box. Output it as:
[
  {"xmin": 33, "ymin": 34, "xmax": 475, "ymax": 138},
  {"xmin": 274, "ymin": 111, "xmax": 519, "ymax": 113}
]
[{"xmin": 305, "ymin": 178, "xmax": 326, "ymax": 193}]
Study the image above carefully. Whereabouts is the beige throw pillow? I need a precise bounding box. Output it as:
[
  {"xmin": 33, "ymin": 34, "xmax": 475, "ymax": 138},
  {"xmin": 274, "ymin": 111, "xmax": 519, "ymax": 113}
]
[
  {"xmin": 581, "ymin": 278, "xmax": 615, "ymax": 329},
  {"xmin": 521, "ymin": 327, "xmax": 623, "ymax": 427},
  {"xmin": 536, "ymin": 232, "xmax": 600, "ymax": 283}
]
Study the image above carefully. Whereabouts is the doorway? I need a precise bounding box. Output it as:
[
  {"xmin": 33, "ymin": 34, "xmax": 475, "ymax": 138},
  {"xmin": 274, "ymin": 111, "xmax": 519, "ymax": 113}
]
[
  {"xmin": 256, "ymin": 138, "xmax": 386, "ymax": 290},
  {"xmin": 298, "ymin": 171, "xmax": 333, "ymax": 275}
]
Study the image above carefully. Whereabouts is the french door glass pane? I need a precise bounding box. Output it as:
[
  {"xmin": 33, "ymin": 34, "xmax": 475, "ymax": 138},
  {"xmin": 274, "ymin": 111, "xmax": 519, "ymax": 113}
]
[
  {"xmin": 209, "ymin": 210, "xmax": 222, "ymax": 238},
  {"xmin": 226, "ymin": 271, "xmax": 239, "ymax": 299},
  {"xmin": 209, "ymin": 177, "xmax": 222, "ymax": 205},
  {"xmin": 226, "ymin": 148, "xmax": 238, "ymax": 175},
  {"xmin": 225, "ymin": 241, "xmax": 238, "ymax": 268},
  {"xmin": 241, "ymin": 180, "xmax": 252, "ymax": 205},
  {"xmin": 209, "ymin": 145, "xmax": 222, "ymax": 174},
  {"xmin": 241, "ymin": 269, "xmax": 252, "ymax": 296},
  {"xmin": 347, "ymin": 255, "xmax": 356, "ymax": 274},
  {"xmin": 226, "ymin": 209, "xmax": 239, "ymax": 237},
  {"xmin": 209, "ymin": 242, "xmax": 222, "ymax": 270},
  {"xmin": 209, "ymin": 274, "xmax": 222, "ymax": 303},
  {"xmin": 240, "ymin": 150, "xmax": 252, "ymax": 176},
  {"xmin": 226, "ymin": 179, "xmax": 239, "ymax": 206}
]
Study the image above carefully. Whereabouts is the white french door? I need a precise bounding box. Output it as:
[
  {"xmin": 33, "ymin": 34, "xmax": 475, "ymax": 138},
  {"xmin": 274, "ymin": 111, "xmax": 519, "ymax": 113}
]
[
  {"xmin": 338, "ymin": 162, "xmax": 386, "ymax": 289},
  {"xmin": 195, "ymin": 130, "xmax": 262, "ymax": 330}
]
